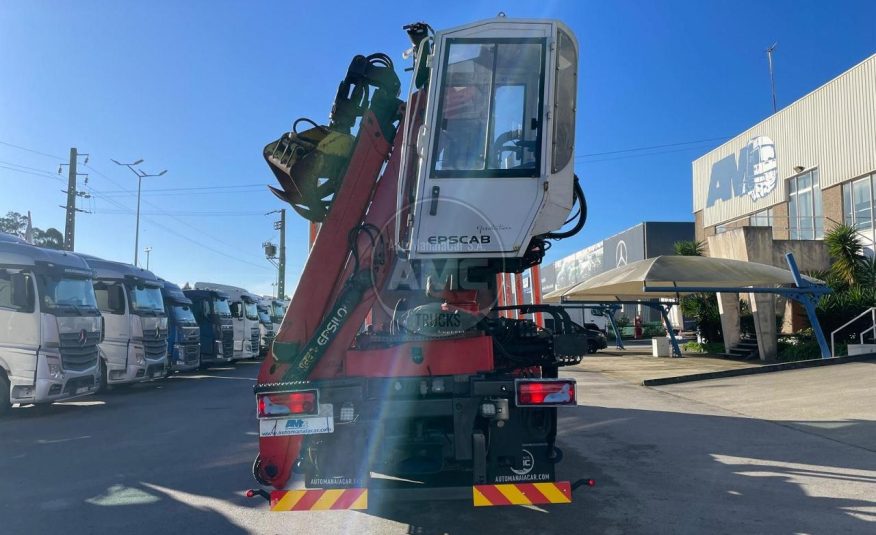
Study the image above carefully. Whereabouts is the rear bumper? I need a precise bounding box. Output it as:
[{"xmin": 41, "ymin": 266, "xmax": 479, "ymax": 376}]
[{"xmin": 264, "ymin": 481, "xmax": 574, "ymax": 511}]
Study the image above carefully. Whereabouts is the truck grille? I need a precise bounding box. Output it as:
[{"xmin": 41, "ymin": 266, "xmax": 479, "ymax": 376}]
[
  {"xmin": 222, "ymin": 328, "xmax": 234, "ymax": 357},
  {"xmin": 263, "ymin": 330, "xmax": 275, "ymax": 345},
  {"xmin": 58, "ymin": 331, "xmax": 100, "ymax": 372},
  {"xmin": 182, "ymin": 326, "xmax": 200, "ymax": 365},
  {"xmin": 251, "ymin": 327, "xmax": 260, "ymax": 351},
  {"xmin": 143, "ymin": 329, "xmax": 168, "ymax": 361},
  {"xmin": 183, "ymin": 343, "xmax": 200, "ymax": 365}
]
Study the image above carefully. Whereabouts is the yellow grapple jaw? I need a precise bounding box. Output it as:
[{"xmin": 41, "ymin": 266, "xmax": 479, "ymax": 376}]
[{"xmin": 264, "ymin": 125, "xmax": 355, "ymax": 222}]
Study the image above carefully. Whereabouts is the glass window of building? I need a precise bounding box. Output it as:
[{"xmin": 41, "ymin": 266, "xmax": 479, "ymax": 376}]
[
  {"xmin": 842, "ymin": 173, "xmax": 875, "ymax": 255},
  {"xmin": 843, "ymin": 175, "xmax": 874, "ymax": 230},
  {"xmin": 750, "ymin": 208, "xmax": 773, "ymax": 227},
  {"xmin": 788, "ymin": 169, "xmax": 823, "ymax": 240}
]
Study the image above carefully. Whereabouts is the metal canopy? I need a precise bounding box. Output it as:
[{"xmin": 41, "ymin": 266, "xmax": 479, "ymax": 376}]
[
  {"xmin": 544, "ymin": 253, "xmax": 833, "ymax": 359},
  {"xmin": 544, "ymin": 255, "xmax": 821, "ymax": 302}
]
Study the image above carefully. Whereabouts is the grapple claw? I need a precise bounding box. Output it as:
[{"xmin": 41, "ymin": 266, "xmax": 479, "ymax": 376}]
[{"xmin": 263, "ymin": 125, "xmax": 355, "ymax": 222}]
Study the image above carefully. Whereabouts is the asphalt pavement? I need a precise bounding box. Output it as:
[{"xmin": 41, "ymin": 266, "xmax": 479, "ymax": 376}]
[{"xmin": 1, "ymin": 359, "xmax": 875, "ymax": 534}]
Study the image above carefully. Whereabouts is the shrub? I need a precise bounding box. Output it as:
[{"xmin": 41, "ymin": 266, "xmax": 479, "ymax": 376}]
[
  {"xmin": 682, "ymin": 341, "xmax": 725, "ymax": 354},
  {"xmin": 776, "ymin": 339, "xmax": 823, "ymax": 362}
]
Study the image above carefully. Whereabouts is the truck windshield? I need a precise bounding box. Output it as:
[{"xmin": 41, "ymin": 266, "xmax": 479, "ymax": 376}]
[
  {"xmin": 257, "ymin": 308, "xmax": 271, "ymax": 324},
  {"xmin": 212, "ymin": 297, "xmax": 232, "ymax": 317},
  {"xmin": 129, "ymin": 284, "xmax": 165, "ymax": 315},
  {"xmin": 172, "ymin": 304, "xmax": 196, "ymax": 324},
  {"xmin": 38, "ymin": 274, "xmax": 99, "ymax": 314},
  {"xmin": 271, "ymin": 302, "xmax": 285, "ymax": 322},
  {"xmin": 244, "ymin": 302, "xmax": 258, "ymax": 321}
]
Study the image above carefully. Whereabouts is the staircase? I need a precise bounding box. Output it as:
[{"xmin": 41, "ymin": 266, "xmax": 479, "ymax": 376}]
[{"xmin": 723, "ymin": 336, "xmax": 760, "ymax": 360}]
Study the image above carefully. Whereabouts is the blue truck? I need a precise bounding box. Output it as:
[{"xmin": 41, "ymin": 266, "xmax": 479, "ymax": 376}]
[
  {"xmin": 183, "ymin": 288, "xmax": 234, "ymax": 368},
  {"xmin": 159, "ymin": 280, "xmax": 201, "ymax": 373}
]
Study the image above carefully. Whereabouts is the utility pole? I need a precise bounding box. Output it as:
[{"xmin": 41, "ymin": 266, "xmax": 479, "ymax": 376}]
[
  {"xmin": 64, "ymin": 148, "xmax": 77, "ymax": 251},
  {"xmin": 766, "ymin": 42, "xmax": 778, "ymax": 114},
  {"xmin": 276, "ymin": 209, "xmax": 286, "ymax": 299},
  {"xmin": 266, "ymin": 209, "xmax": 286, "ymax": 299},
  {"xmin": 144, "ymin": 246, "xmax": 152, "ymax": 270},
  {"xmin": 59, "ymin": 148, "xmax": 90, "ymax": 251}
]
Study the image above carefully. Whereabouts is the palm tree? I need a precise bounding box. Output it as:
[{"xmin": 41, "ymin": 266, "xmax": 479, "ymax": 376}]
[
  {"xmin": 824, "ymin": 224, "xmax": 864, "ymax": 285},
  {"xmin": 674, "ymin": 240, "xmax": 705, "ymax": 257}
]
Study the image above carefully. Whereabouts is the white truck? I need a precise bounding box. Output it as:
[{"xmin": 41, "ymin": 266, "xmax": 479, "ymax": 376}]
[
  {"xmin": 1, "ymin": 238, "xmax": 103, "ymax": 413},
  {"xmin": 80, "ymin": 255, "xmax": 168, "ymax": 388},
  {"xmin": 194, "ymin": 282, "xmax": 259, "ymax": 360}
]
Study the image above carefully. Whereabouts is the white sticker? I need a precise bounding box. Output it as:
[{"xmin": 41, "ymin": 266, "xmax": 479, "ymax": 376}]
[{"xmin": 258, "ymin": 404, "xmax": 334, "ymax": 437}]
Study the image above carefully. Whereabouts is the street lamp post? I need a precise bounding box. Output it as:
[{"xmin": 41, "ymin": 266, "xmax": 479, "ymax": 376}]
[{"xmin": 112, "ymin": 159, "xmax": 167, "ymax": 267}]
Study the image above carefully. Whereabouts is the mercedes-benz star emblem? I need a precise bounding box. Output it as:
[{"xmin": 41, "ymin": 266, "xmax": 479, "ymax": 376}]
[
  {"xmin": 78, "ymin": 328, "xmax": 88, "ymax": 346},
  {"xmin": 616, "ymin": 240, "xmax": 628, "ymax": 267}
]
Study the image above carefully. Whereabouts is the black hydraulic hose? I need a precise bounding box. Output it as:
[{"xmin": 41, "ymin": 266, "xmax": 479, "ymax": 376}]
[{"xmin": 542, "ymin": 176, "xmax": 586, "ymax": 240}]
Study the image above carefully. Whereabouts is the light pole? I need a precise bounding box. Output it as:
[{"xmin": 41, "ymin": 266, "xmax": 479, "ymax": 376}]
[
  {"xmin": 144, "ymin": 246, "xmax": 152, "ymax": 270},
  {"xmin": 112, "ymin": 158, "xmax": 167, "ymax": 267}
]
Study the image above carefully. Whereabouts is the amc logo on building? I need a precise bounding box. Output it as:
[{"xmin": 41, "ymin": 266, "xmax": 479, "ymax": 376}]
[{"xmin": 707, "ymin": 136, "xmax": 778, "ymax": 207}]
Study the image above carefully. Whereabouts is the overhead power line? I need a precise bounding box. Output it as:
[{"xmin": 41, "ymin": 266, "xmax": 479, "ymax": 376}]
[
  {"xmin": 94, "ymin": 209, "xmax": 266, "ymax": 217},
  {"xmin": 0, "ymin": 140, "xmax": 65, "ymax": 160},
  {"xmin": 577, "ymin": 143, "xmax": 725, "ymax": 164},
  {"xmin": 574, "ymin": 136, "xmax": 731, "ymax": 159},
  {"xmin": 83, "ymin": 163, "xmax": 272, "ymax": 270},
  {"xmin": 0, "ymin": 163, "xmax": 65, "ymax": 182},
  {"xmin": 95, "ymin": 183, "xmax": 266, "ymax": 194}
]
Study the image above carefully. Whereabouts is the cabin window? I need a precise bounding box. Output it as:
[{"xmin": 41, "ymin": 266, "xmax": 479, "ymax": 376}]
[{"xmin": 432, "ymin": 38, "xmax": 545, "ymax": 178}]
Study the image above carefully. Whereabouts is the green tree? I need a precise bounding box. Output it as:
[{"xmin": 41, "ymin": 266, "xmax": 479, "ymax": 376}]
[
  {"xmin": 824, "ymin": 224, "xmax": 865, "ymax": 285},
  {"xmin": 0, "ymin": 211, "xmax": 65, "ymax": 249},
  {"xmin": 33, "ymin": 227, "xmax": 64, "ymax": 249},
  {"xmin": 0, "ymin": 211, "xmax": 28, "ymax": 235},
  {"xmin": 813, "ymin": 226, "xmax": 876, "ymax": 350}
]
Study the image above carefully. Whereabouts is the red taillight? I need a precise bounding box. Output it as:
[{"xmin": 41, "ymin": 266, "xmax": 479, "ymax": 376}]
[
  {"xmin": 515, "ymin": 379, "xmax": 576, "ymax": 406},
  {"xmin": 257, "ymin": 390, "xmax": 318, "ymax": 418}
]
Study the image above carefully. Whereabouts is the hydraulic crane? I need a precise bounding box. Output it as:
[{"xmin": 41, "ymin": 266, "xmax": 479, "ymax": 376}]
[{"xmin": 250, "ymin": 16, "xmax": 591, "ymax": 510}]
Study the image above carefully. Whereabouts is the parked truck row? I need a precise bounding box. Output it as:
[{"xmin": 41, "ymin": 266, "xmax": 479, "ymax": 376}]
[{"xmin": 0, "ymin": 233, "xmax": 287, "ymax": 414}]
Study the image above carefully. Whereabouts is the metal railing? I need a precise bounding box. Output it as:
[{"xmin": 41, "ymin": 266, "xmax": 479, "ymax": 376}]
[{"xmin": 830, "ymin": 307, "xmax": 876, "ymax": 357}]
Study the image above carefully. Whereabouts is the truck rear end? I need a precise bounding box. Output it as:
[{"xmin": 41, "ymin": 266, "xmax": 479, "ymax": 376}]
[{"xmin": 251, "ymin": 16, "xmax": 588, "ymax": 510}]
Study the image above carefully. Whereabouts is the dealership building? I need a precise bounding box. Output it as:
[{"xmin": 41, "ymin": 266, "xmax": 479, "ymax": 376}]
[
  {"xmin": 693, "ymin": 53, "xmax": 875, "ymax": 254},
  {"xmin": 692, "ymin": 53, "xmax": 875, "ymax": 358}
]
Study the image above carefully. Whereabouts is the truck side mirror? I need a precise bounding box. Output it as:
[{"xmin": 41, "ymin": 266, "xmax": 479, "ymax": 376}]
[
  {"xmin": 108, "ymin": 285, "xmax": 125, "ymax": 313},
  {"xmin": 10, "ymin": 272, "xmax": 31, "ymax": 309}
]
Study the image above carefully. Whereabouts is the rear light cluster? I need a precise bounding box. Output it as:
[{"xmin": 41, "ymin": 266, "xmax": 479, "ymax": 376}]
[
  {"xmin": 515, "ymin": 379, "xmax": 576, "ymax": 407},
  {"xmin": 256, "ymin": 390, "xmax": 318, "ymax": 418}
]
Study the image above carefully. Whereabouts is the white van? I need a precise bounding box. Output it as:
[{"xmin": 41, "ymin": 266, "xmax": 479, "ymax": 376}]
[
  {"xmin": 79, "ymin": 255, "xmax": 168, "ymax": 388},
  {"xmin": 1, "ymin": 239, "xmax": 103, "ymax": 413},
  {"xmin": 194, "ymin": 282, "xmax": 259, "ymax": 360}
]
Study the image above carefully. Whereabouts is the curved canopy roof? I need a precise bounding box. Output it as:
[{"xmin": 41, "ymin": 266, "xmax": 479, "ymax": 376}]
[{"xmin": 543, "ymin": 255, "xmax": 823, "ymax": 302}]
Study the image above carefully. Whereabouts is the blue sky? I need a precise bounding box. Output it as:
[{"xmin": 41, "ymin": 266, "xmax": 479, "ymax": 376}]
[{"xmin": 2, "ymin": 0, "xmax": 874, "ymax": 296}]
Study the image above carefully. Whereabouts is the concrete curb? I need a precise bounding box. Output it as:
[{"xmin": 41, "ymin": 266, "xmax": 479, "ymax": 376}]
[{"xmin": 642, "ymin": 352, "xmax": 876, "ymax": 386}]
